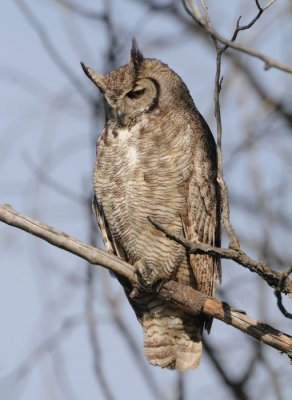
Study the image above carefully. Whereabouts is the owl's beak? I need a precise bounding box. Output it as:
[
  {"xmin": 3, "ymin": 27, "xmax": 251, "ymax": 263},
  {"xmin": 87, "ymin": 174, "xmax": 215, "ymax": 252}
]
[
  {"xmin": 116, "ymin": 109, "xmax": 125, "ymax": 126},
  {"xmin": 80, "ymin": 62, "xmax": 105, "ymax": 92}
]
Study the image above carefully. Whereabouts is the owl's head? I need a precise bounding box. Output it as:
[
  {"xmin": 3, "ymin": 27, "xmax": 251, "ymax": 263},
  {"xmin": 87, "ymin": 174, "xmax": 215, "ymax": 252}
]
[{"xmin": 81, "ymin": 40, "xmax": 194, "ymax": 126}]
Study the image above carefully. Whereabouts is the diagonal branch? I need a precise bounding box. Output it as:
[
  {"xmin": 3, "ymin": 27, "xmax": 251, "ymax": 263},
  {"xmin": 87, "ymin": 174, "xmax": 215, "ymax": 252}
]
[
  {"xmin": 0, "ymin": 204, "xmax": 291, "ymax": 359},
  {"xmin": 148, "ymin": 217, "xmax": 292, "ymax": 295},
  {"xmin": 52, "ymin": 0, "xmax": 106, "ymax": 20},
  {"xmin": 203, "ymin": 339, "xmax": 250, "ymax": 400},
  {"xmin": 182, "ymin": 0, "xmax": 292, "ymax": 74},
  {"xmin": 13, "ymin": 0, "xmax": 92, "ymax": 102}
]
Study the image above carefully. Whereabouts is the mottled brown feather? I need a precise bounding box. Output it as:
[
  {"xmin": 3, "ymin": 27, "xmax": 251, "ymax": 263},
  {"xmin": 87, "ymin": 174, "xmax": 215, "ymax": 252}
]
[{"xmin": 87, "ymin": 45, "xmax": 221, "ymax": 370}]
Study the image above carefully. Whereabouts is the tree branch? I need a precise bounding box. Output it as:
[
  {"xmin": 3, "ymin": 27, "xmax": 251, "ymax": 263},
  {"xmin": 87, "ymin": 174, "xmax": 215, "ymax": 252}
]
[
  {"xmin": 199, "ymin": 0, "xmax": 241, "ymax": 250},
  {"xmin": 0, "ymin": 204, "xmax": 291, "ymax": 359},
  {"xmin": 52, "ymin": 0, "xmax": 106, "ymax": 20},
  {"xmin": 274, "ymin": 266, "xmax": 292, "ymax": 319},
  {"xmin": 203, "ymin": 339, "xmax": 250, "ymax": 400},
  {"xmin": 13, "ymin": 0, "xmax": 93, "ymax": 102},
  {"xmin": 224, "ymin": 0, "xmax": 276, "ymax": 49},
  {"xmin": 182, "ymin": 0, "xmax": 292, "ymax": 74},
  {"xmin": 153, "ymin": 3, "xmax": 292, "ymax": 126},
  {"xmin": 148, "ymin": 217, "xmax": 292, "ymax": 296}
]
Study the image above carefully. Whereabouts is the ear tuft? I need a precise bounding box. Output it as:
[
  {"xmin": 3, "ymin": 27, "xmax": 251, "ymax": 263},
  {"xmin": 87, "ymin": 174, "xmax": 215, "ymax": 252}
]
[
  {"xmin": 130, "ymin": 38, "xmax": 144, "ymax": 70},
  {"xmin": 80, "ymin": 62, "xmax": 105, "ymax": 92}
]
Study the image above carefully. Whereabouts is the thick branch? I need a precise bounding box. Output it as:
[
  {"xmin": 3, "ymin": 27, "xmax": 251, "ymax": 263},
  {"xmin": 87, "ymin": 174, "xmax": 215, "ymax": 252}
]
[{"xmin": 0, "ymin": 204, "xmax": 291, "ymax": 358}]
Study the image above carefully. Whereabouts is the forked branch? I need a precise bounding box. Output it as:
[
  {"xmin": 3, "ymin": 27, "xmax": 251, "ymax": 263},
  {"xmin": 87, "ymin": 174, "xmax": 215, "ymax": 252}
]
[
  {"xmin": 182, "ymin": 0, "xmax": 292, "ymax": 74},
  {"xmin": 0, "ymin": 204, "xmax": 291, "ymax": 359}
]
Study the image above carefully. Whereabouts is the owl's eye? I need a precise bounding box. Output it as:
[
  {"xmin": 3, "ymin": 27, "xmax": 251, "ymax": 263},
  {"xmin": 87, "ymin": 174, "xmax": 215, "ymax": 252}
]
[{"xmin": 126, "ymin": 87, "xmax": 146, "ymax": 99}]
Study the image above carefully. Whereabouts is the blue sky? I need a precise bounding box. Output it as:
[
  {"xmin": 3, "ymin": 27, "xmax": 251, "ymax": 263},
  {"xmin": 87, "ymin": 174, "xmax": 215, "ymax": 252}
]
[{"xmin": 1, "ymin": 1, "xmax": 292, "ymax": 399}]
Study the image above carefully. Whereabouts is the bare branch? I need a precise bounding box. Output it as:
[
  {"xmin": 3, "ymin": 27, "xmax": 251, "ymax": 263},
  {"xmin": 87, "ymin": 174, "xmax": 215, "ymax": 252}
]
[
  {"xmin": 255, "ymin": 0, "xmax": 277, "ymax": 12},
  {"xmin": 15, "ymin": 315, "xmax": 83, "ymax": 381},
  {"xmin": 53, "ymin": 0, "xmax": 106, "ymax": 20},
  {"xmin": 177, "ymin": 372, "xmax": 185, "ymax": 400},
  {"xmin": 224, "ymin": 55, "xmax": 292, "ymax": 128},
  {"xmin": 152, "ymin": 4, "xmax": 292, "ymax": 126},
  {"xmin": 182, "ymin": 0, "xmax": 292, "ymax": 73},
  {"xmin": 23, "ymin": 154, "xmax": 88, "ymax": 205},
  {"xmin": 204, "ymin": 339, "xmax": 250, "ymax": 400},
  {"xmin": 85, "ymin": 265, "xmax": 115, "ymax": 400},
  {"xmin": 105, "ymin": 291, "xmax": 163, "ymax": 399},
  {"xmin": 0, "ymin": 204, "xmax": 291, "ymax": 358},
  {"xmin": 227, "ymin": 0, "xmax": 277, "ymax": 47},
  {"xmin": 148, "ymin": 217, "xmax": 292, "ymax": 295},
  {"xmin": 198, "ymin": 0, "xmax": 241, "ymax": 249},
  {"xmin": 274, "ymin": 266, "xmax": 292, "ymax": 319},
  {"xmin": 13, "ymin": 0, "xmax": 92, "ymax": 102},
  {"xmin": 214, "ymin": 59, "xmax": 240, "ymax": 249}
]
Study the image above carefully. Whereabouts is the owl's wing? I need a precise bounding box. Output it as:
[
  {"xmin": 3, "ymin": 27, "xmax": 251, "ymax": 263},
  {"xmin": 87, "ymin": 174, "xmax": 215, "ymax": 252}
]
[
  {"xmin": 92, "ymin": 195, "xmax": 127, "ymax": 260},
  {"xmin": 182, "ymin": 115, "xmax": 221, "ymax": 298},
  {"xmin": 92, "ymin": 194, "xmax": 136, "ymax": 312}
]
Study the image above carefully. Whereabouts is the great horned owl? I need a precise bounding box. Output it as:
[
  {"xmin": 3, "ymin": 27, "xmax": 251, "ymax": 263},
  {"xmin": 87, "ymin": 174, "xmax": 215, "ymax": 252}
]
[{"xmin": 81, "ymin": 40, "xmax": 221, "ymax": 370}]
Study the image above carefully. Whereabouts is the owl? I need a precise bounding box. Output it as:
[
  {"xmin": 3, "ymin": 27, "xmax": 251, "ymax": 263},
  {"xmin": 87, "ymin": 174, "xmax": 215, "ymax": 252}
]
[{"xmin": 81, "ymin": 40, "xmax": 221, "ymax": 370}]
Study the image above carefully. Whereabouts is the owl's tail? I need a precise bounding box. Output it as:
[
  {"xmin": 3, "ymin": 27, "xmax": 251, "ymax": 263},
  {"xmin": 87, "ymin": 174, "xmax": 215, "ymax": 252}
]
[{"xmin": 143, "ymin": 307, "xmax": 202, "ymax": 370}]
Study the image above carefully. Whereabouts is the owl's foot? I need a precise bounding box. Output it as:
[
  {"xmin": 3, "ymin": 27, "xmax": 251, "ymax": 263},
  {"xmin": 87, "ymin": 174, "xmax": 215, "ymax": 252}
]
[
  {"xmin": 129, "ymin": 283, "xmax": 141, "ymax": 299},
  {"xmin": 131, "ymin": 260, "xmax": 166, "ymax": 297}
]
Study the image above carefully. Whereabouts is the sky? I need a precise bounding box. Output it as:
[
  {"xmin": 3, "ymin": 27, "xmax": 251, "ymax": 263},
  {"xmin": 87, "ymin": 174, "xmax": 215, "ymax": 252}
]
[{"xmin": 0, "ymin": 1, "xmax": 292, "ymax": 400}]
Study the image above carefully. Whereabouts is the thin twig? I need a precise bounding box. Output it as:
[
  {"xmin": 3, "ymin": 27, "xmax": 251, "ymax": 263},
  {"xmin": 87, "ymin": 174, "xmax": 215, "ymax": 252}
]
[
  {"xmin": 274, "ymin": 266, "xmax": 292, "ymax": 319},
  {"xmin": 182, "ymin": 0, "xmax": 292, "ymax": 74},
  {"xmin": 223, "ymin": 55, "xmax": 292, "ymax": 128},
  {"xmin": 186, "ymin": 0, "xmax": 283, "ymax": 250},
  {"xmin": 225, "ymin": 0, "xmax": 277, "ymax": 49},
  {"xmin": 239, "ymin": 342, "xmax": 262, "ymax": 386},
  {"xmin": 199, "ymin": 0, "xmax": 241, "ymax": 249},
  {"xmin": 51, "ymin": 348, "xmax": 79, "ymax": 400},
  {"xmin": 152, "ymin": 3, "xmax": 292, "ymax": 126},
  {"xmin": 53, "ymin": 0, "xmax": 106, "ymax": 20},
  {"xmin": 203, "ymin": 339, "xmax": 250, "ymax": 400},
  {"xmin": 14, "ymin": 315, "xmax": 83, "ymax": 381},
  {"xmin": 85, "ymin": 265, "xmax": 115, "ymax": 400},
  {"xmin": 85, "ymin": 198, "xmax": 115, "ymax": 400},
  {"xmin": 23, "ymin": 154, "xmax": 88, "ymax": 205},
  {"xmin": 177, "ymin": 371, "xmax": 185, "ymax": 400},
  {"xmin": 105, "ymin": 290, "xmax": 163, "ymax": 399},
  {"xmin": 13, "ymin": 0, "xmax": 93, "ymax": 102},
  {"xmin": 0, "ymin": 204, "xmax": 291, "ymax": 358}
]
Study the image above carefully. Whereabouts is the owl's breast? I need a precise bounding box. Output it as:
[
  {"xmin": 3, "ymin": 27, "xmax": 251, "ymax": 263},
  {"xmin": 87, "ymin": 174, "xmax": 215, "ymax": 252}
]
[
  {"xmin": 93, "ymin": 124, "xmax": 141, "ymax": 251},
  {"xmin": 93, "ymin": 119, "xmax": 192, "ymax": 261}
]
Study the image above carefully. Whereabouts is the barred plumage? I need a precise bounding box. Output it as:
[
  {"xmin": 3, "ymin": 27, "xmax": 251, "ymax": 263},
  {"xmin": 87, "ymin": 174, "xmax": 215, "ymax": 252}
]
[{"xmin": 82, "ymin": 40, "xmax": 221, "ymax": 370}]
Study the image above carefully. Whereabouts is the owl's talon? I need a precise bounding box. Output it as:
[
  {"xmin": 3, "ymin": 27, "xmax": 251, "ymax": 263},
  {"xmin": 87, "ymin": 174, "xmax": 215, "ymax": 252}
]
[
  {"xmin": 152, "ymin": 277, "xmax": 166, "ymax": 293},
  {"xmin": 134, "ymin": 260, "xmax": 167, "ymax": 292},
  {"xmin": 129, "ymin": 284, "xmax": 140, "ymax": 299}
]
